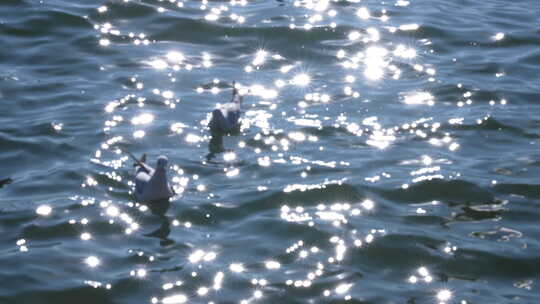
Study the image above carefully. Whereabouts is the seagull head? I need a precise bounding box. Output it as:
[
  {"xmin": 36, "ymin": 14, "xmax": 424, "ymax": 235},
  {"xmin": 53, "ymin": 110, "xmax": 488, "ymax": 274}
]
[{"xmin": 156, "ymin": 155, "xmax": 168, "ymax": 169}]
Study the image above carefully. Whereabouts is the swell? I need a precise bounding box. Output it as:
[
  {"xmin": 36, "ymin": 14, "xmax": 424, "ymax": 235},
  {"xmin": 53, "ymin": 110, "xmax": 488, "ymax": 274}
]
[
  {"xmin": 0, "ymin": 128, "xmax": 83, "ymax": 158},
  {"xmin": 432, "ymin": 84, "xmax": 540, "ymax": 106},
  {"xmin": 493, "ymin": 183, "xmax": 540, "ymax": 199},
  {"xmin": 443, "ymin": 117, "xmax": 540, "ymax": 139},
  {"xmin": 353, "ymin": 233, "xmax": 540, "ymax": 279},
  {"xmin": 151, "ymin": 16, "xmax": 347, "ymax": 52},
  {"xmin": 177, "ymin": 182, "xmax": 363, "ymax": 227},
  {"xmin": 373, "ymin": 179, "xmax": 494, "ymax": 205},
  {"xmin": 1, "ymin": 9, "xmax": 91, "ymax": 38},
  {"xmin": 0, "ymin": 286, "xmax": 117, "ymax": 304}
]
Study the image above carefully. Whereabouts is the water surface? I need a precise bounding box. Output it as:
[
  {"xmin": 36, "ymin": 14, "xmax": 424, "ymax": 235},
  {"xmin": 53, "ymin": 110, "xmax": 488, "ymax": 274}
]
[{"xmin": 1, "ymin": 0, "xmax": 540, "ymax": 303}]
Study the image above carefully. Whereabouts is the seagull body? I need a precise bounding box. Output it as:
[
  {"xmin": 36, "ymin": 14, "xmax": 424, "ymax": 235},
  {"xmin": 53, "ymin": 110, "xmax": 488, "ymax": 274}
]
[
  {"xmin": 134, "ymin": 155, "xmax": 174, "ymax": 203},
  {"xmin": 208, "ymin": 83, "xmax": 243, "ymax": 134}
]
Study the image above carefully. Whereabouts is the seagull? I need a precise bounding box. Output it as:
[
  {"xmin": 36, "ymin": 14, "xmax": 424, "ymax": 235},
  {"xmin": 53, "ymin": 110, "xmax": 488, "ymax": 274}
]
[
  {"xmin": 208, "ymin": 81, "xmax": 244, "ymax": 134},
  {"xmin": 0, "ymin": 178, "xmax": 12, "ymax": 188},
  {"xmin": 129, "ymin": 153, "xmax": 175, "ymax": 203}
]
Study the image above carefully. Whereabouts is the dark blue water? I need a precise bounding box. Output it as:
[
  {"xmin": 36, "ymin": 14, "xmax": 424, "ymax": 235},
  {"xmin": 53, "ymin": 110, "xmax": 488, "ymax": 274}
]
[{"xmin": 1, "ymin": 0, "xmax": 540, "ymax": 303}]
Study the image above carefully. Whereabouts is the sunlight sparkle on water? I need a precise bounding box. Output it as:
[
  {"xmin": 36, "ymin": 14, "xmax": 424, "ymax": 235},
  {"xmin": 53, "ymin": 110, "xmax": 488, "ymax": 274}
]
[
  {"xmin": 275, "ymin": 79, "xmax": 286, "ymax": 87},
  {"xmin": 229, "ymin": 263, "xmax": 245, "ymax": 272},
  {"xmin": 197, "ymin": 286, "xmax": 209, "ymax": 296},
  {"xmin": 162, "ymin": 90, "xmax": 174, "ymax": 99},
  {"xmin": 356, "ymin": 7, "xmax": 370, "ymax": 19},
  {"xmin": 185, "ymin": 134, "xmax": 202, "ymax": 143},
  {"xmin": 348, "ymin": 31, "xmax": 361, "ymax": 41},
  {"xmin": 258, "ymin": 157, "xmax": 271, "ymax": 167},
  {"xmin": 252, "ymin": 50, "xmax": 268, "ymax": 66},
  {"xmin": 418, "ymin": 266, "xmax": 430, "ymax": 277},
  {"xmin": 149, "ymin": 59, "xmax": 168, "ymax": 70},
  {"xmin": 280, "ymin": 65, "xmax": 294, "ymax": 74},
  {"xmin": 36, "ymin": 205, "xmax": 52, "ymax": 216},
  {"xmin": 226, "ymin": 168, "xmax": 240, "ymax": 177},
  {"xmin": 335, "ymin": 243, "xmax": 346, "ymax": 261},
  {"xmin": 99, "ymin": 39, "xmax": 110, "ymax": 46},
  {"xmin": 291, "ymin": 73, "xmax": 311, "ymax": 86},
  {"xmin": 394, "ymin": 44, "xmax": 417, "ymax": 59},
  {"xmin": 335, "ymin": 283, "xmax": 352, "ymax": 294},
  {"xmin": 131, "ymin": 113, "xmax": 154, "ymax": 125},
  {"xmin": 170, "ymin": 122, "xmax": 186, "ymax": 134},
  {"xmin": 361, "ymin": 199, "xmax": 375, "ymax": 210},
  {"xmin": 298, "ymin": 0, "xmax": 330, "ymax": 11},
  {"xmin": 366, "ymin": 27, "xmax": 380, "ymax": 42},
  {"xmin": 265, "ymin": 260, "xmax": 281, "ymax": 269},
  {"xmin": 365, "ymin": 234, "xmax": 374, "ymax": 243},
  {"xmin": 17, "ymin": 239, "xmax": 28, "ymax": 252},
  {"xmin": 162, "ymin": 283, "xmax": 174, "ymax": 290},
  {"xmin": 166, "ymin": 51, "xmax": 185, "ymax": 63},
  {"xmin": 437, "ymin": 289, "xmax": 452, "ymax": 302},
  {"xmin": 399, "ymin": 23, "xmax": 419, "ymax": 31},
  {"xmin": 204, "ymin": 251, "xmax": 217, "ymax": 261},
  {"xmin": 364, "ymin": 46, "xmax": 388, "ymax": 80},
  {"xmin": 288, "ymin": 131, "xmax": 306, "ymax": 141},
  {"xmin": 213, "ymin": 271, "xmax": 224, "ymax": 290},
  {"xmin": 366, "ymin": 131, "xmax": 395, "ymax": 149},
  {"xmin": 133, "ymin": 130, "xmax": 145, "ymax": 138},
  {"xmin": 449, "ymin": 142, "xmax": 460, "ymax": 151},
  {"xmin": 223, "ymin": 152, "xmax": 236, "ymax": 162},
  {"xmin": 187, "ymin": 250, "xmax": 217, "ymax": 264},
  {"xmin": 105, "ymin": 205, "xmax": 119, "ymax": 217},
  {"xmin": 136, "ymin": 268, "xmax": 147, "ymax": 277},
  {"xmin": 85, "ymin": 256, "xmax": 100, "ymax": 267},
  {"xmin": 52, "ymin": 122, "xmax": 63, "ymax": 131},
  {"xmin": 492, "ymin": 32, "xmax": 505, "ymax": 41},
  {"xmin": 205, "ymin": 12, "xmax": 220, "ymax": 21},
  {"xmin": 162, "ymin": 294, "xmax": 187, "ymax": 304},
  {"xmin": 396, "ymin": 0, "xmax": 410, "ymax": 6},
  {"xmin": 250, "ymin": 84, "xmax": 278, "ymax": 99},
  {"xmin": 402, "ymin": 91, "xmax": 435, "ymax": 106}
]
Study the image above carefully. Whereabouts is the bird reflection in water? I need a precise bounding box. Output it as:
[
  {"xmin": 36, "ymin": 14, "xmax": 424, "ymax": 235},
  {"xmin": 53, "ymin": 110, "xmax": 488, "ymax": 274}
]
[
  {"xmin": 207, "ymin": 130, "xmax": 241, "ymax": 164},
  {"xmin": 144, "ymin": 198, "xmax": 173, "ymax": 246},
  {"xmin": 207, "ymin": 130, "xmax": 226, "ymax": 160}
]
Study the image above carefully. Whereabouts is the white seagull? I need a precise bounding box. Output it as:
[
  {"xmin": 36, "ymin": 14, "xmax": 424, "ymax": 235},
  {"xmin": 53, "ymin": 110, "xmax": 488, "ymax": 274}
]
[
  {"xmin": 208, "ymin": 81, "xmax": 244, "ymax": 134},
  {"xmin": 130, "ymin": 153, "xmax": 175, "ymax": 203}
]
